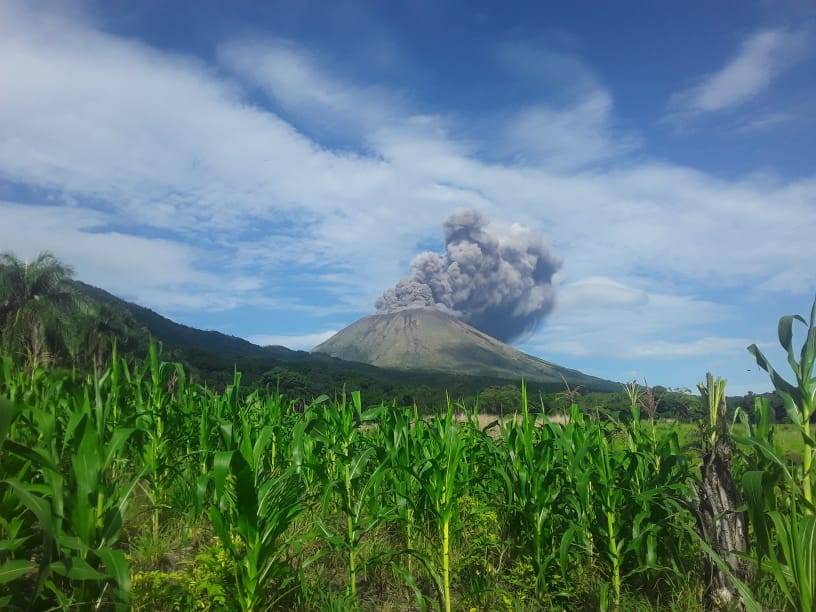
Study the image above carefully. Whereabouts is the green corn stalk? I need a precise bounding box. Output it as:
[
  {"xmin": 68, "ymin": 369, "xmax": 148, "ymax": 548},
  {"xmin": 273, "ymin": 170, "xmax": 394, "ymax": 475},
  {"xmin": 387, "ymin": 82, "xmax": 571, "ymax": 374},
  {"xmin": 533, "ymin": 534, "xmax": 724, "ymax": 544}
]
[
  {"xmin": 380, "ymin": 403, "xmax": 423, "ymax": 577},
  {"xmin": 413, "ymin": 404, "xmax": 468, "ymax": 612},
  {"xmin": 623, "ymin": 381, "xmax": 641, "ymax": 425},
  {"xmin": 209, "ymin": 422, "xmax": 304, "ymax": 612},
  {"xmin": 496, "ymin": 382, "xmax": 577, "ymax": 599},
  {"xmin": 580, "ymin": 402, "xmax": 694, "ymax": 610},
  {"xmin": 0, "ymin": 310, "xmax": 796, "ymax": 610},
  {"xmin": 134, "ymin": 343, "xmax": 173, "ymax": 540},
  {"xmin": 749, "ymin": 296, "xmax": 816, "ymax": 511},
  {"xmin": 1, "ymin": 366, "xmax": 142, "ymax": 609},
  {"xmin": 766, "ymin": 504, "xmax": 815, "ymax": 612},
  {"xmin": 735, "ymin": 397, "xmax": 782, "ymax": 566},
  {"xmin": 303, "ymin": 391, "xmax": 390, "ymax": 599},
  {"xmin": 736, "ymin": 409, "xmax": 815, "ymax": 610},
  {"xmin": 698, "ymin": 372, "xmax": 727, "ymax": 448},
  {"xmin": 0, "ymin": 395, "xmax": 41, "ymax": 606},
  {"xmin": 594, "ymin": 426, "xmax": 624, "ymax": 609}
]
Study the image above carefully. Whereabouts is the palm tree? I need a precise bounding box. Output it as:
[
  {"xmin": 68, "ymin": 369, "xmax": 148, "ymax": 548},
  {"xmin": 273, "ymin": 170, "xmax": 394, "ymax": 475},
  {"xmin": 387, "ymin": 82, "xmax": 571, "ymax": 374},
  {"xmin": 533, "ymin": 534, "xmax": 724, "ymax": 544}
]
[
  {"xmin": 0, "ymin": 251, "xmax": 79, "ymax": 366},
  {"xmin": 73, "ymin": 304, "xmax": 134, "ymax": 366}
]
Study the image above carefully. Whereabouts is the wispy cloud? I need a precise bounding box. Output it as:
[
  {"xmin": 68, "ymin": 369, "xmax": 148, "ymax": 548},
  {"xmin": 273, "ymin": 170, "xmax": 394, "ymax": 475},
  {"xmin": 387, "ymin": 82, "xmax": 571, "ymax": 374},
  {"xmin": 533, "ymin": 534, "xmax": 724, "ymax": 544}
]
[
  {"xmin": 1, "ymin": 1, "xmax": 815, "ymax": 391},
  {"xmin": 0, "ymin": 200, "xmax": 321, "ymax": 313},
  {"xmin": 669, "ymin": 28, "xmax": 809, "ymax": 116},
  {"xmin": 218, "ymin": 38, "xmax": 405, "ymax": 139},
  {"xmin": 502, "ymin": 92, "xmax": 638, "ymax": 170},
  {"xmin": 493, "ymin": 39, "xmax": 639, "ymax": 169},
  {"xmin": 529, "ymin": 278, "xmax": 739, "ymax": 359},
  {"xmin": 628, "ymin": 337, "xmax": 754, "ymax": 359}
]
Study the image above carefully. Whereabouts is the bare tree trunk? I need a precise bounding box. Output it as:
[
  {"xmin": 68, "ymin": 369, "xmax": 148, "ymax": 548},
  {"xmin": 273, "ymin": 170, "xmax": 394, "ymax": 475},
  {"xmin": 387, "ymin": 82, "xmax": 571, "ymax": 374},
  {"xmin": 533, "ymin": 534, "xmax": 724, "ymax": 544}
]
[{"xmin": 694, "ymin": 435, "xmax": 750, "ymax": 610}]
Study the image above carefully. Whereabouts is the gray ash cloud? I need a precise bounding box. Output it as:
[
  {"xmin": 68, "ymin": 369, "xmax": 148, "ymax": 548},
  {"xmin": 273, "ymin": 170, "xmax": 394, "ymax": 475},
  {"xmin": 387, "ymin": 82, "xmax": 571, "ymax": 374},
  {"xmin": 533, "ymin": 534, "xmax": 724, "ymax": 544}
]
[{"xmin": 375, "ymin": 209, "xmax": 561, "ymax": 341}]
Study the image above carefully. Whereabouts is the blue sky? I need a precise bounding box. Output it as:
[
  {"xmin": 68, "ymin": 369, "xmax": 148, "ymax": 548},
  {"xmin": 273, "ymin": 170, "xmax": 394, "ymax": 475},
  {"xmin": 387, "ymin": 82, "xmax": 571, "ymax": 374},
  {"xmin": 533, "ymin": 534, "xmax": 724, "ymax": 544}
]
[{"xmin": 1, "ymin": 0, "xmax": 815, "ymax": 394}]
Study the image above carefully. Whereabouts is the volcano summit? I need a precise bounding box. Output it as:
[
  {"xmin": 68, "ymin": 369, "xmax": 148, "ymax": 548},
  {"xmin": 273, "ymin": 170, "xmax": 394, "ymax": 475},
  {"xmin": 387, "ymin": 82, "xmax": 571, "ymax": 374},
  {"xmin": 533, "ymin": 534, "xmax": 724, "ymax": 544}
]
[{"xmin": 313, "ymin": 307, "xmax": 613, "ymax": 389}]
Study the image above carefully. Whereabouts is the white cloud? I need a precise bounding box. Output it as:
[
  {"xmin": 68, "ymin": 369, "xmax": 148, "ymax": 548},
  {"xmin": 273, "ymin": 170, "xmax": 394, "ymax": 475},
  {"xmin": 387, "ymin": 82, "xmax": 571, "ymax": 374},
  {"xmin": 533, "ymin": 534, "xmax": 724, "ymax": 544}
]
[
  {"xmin": 628, "ymin": 337, "xmax": 754, "ymax": 359},
  {"xmin": 0, "ymin": 1, "xmax": 393, "ymax": 234},
  {"xmin": 0, "ymin": 201, "xmax": 288, "ymax": 312},
  {"xmin": 0, "ymin": 201, "xmax": 208, "ymax": 302},
  {"xmin": 0, "ymin": 1, "xmax": 815, "ymax": 388},
  {"xmin": 219, "ymin": 38, "xmax": 403, "ymax": 137},
  {"xmin": 491, "ymin": 39, "xmax": 639, "ymax": 169},
  {"xmin": 554, "ymin": 276, "xmax": 649, "ymax": 310},
  {"xmin": 525, "ymin": 278, "xmax": 742, "ymax": 360},
  {"xmin": 503, "ymin": 91, "xmax": 638, "ymax": 170},
  {"xmin": 736, "ymin": 111, "xmax": 796, "ymax": 132},
  {"xmin": 2, "ymin": 2, "xmax": 814, "ymax": 304},
  {"xmin": 247, "ymin": 330, "xmax": 338, "ymax": 351},
  {"xmin": 670, "ymin": 28, "xmax": 808, "ymax": 114}
]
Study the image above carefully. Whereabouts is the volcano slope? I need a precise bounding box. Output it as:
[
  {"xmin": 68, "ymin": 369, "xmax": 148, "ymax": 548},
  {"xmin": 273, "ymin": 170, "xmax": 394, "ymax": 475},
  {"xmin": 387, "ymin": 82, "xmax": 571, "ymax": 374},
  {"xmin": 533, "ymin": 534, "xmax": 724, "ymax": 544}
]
[{"xmin": 313, "ymin": 307, "xmax": 615, "ymax": 390}]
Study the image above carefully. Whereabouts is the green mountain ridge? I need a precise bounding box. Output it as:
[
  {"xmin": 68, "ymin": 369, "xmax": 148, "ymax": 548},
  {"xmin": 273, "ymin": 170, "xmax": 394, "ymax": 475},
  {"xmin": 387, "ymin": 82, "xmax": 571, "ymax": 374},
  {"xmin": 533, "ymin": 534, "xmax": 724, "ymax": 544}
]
[
  {"xmin": 71, "ymin": 281, "xmax": 619, "ymax": 400},
  {"xmin": 75, "ymin": 281, "xmax": 282, "ymax": 359}
]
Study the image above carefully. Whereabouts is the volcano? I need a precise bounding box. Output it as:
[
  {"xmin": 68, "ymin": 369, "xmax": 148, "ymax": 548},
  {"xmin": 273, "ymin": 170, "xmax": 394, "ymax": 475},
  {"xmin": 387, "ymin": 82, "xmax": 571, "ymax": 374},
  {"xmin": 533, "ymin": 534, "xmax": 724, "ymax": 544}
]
[{"xmin": 313, "ymin": 307, "xmax": 613, "ymax": 388}]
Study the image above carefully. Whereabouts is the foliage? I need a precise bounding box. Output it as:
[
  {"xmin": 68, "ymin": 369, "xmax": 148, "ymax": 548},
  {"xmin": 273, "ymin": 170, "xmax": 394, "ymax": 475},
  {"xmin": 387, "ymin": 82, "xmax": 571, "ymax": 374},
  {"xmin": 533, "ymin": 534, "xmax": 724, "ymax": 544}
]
[
  {"xmin": 0, "ymin": 358, "xmax": 139, "ymax": 609},
  {"xmin": 131, "ymin": 541, "xmax": 237, "ymax": 611},
  {"xmin": 0, "ymin": 251, "xmax": 80, "ymax": 367},
  {"xmin": 0, "ymin": 322, "xmax": 811, "ymax": 610},
  {"xmin": 748, "ymin": 296, "xmax": 816, "ymax": 511}
]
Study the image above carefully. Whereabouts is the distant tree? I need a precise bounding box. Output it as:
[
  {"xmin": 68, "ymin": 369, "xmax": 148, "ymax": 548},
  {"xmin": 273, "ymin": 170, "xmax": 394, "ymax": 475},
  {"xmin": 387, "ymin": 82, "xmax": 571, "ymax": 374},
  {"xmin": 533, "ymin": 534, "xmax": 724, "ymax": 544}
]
[
  {"xmin": 0, "ymin": 251, "xmax": 80, "ymax": 366},
  {"xmin": 477, "ymin": 385, "xmax": 521, "ymax": 415},
  {"xmin": 66, "ymin": 304, "xmax": 139, "ymax": 366},
  {"xmin": 652, "ymin": 386, "xmax": 702, "ymax": 421},
  {"xmin": 262, "ymin": 367, "xmax": 313, "ymax": 399}
]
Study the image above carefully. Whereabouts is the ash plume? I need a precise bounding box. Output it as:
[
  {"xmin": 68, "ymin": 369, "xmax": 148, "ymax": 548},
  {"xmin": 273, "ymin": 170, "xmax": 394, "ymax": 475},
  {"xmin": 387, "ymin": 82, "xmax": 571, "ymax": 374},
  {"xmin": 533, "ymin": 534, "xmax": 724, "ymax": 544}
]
[{"xmin": 375, "ymin": 210, "xmax": 561, "ymax": 342}]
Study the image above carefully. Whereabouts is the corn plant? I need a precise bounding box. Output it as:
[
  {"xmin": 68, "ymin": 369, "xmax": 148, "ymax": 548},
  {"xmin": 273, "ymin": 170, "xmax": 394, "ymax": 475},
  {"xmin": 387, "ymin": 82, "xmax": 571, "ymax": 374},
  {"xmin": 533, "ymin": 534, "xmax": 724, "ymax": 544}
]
[
  {"xmin": 734, "ymin": 396, "xmax": 815, "ymax": 610},
  {"xmin": 765, "ymin": 506, "xmax": 815, "ymax": 611},
  {"xmin": 590, "ymin": 421, "xmax": 626, "ymax": 608},
  {"xmin": 576, "ymin": 400, "xmax": 694, "ymax": 610},
  {"xmin": 624, "ymin": 411, "xmax": 692, "ymax": 568},
  {"xmin": 749, "ymin": 296, "xmax": 816, "ymax": 511},
  {"xmin": 302, "ymin": 391, "xmax": 391, "ymax": 599},
  {"xmin": 0, "ymin": 395, "xmax": 41, "ymax": 607},
  {"xmin": 2, "ymin": 313, "xmax": 811, "ymax": 610},
  {"xmin": 735, "ymin": 397, "xmax": 783, "ymax": 566},
  {"xmin": 379, "ymin": 403, "xmax": 424, "ymax": 575},
  {"xmin": 0, "ymin": 364, "xmax": 142, "ymax": 609},
  {"xmin": 411, "ymin": 404, "xmax": 469, "ymax": 612},
  {"xmin": 624, "ymin": 381, "xmax": 642, "ymax": 424},
  {"xmin": 133, "ymin": 343, "xmax": 191, "ymax": 539},
  {"xmin": 209, "ymin": 420, "xmax": 304, "ymax": 612},
  {"xmin": 742, "ymin": 463, "xmax": 816, "ymax": 610},
  {"xmin": 496, "ymin": 384, "xmax": 577, "ymax": 600}
]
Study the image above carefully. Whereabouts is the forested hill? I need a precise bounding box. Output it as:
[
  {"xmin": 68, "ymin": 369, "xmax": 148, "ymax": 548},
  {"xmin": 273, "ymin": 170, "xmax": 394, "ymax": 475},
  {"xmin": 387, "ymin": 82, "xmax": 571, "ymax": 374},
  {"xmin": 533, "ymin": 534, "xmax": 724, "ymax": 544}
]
[
  {"xmin": 75, "ymin": 281, "xmax": 272, "ymax": 359},
  {"xmin": 72, "ymin": 281, "xmax": 615, "ymax": 405}
]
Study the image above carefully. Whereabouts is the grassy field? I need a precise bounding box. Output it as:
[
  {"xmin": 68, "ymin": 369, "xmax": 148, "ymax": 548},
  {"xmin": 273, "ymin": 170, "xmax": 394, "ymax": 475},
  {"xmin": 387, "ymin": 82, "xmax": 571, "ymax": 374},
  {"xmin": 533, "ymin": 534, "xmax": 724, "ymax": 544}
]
[
  {"xmin": 654, "ymin": 421, "xmax": 806, "ymax": 462},
  {"xmin": 475, "ymin": 415, "xmax": 806, "ymax": 463}
]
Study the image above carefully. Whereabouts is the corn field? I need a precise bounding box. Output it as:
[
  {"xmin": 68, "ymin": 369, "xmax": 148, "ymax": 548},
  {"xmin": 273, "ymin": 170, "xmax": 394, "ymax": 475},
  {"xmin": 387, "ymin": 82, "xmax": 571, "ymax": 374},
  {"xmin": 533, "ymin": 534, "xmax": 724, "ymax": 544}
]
[{"xmin": 1, "ymin": 325, "xmax": 814, "ymax": 610}]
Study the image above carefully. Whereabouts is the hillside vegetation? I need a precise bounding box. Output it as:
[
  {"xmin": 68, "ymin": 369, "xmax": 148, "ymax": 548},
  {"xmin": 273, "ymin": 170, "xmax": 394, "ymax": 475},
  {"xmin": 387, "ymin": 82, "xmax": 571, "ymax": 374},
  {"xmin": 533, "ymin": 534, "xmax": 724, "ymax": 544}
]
[{"xmin": 0, "ymin": 252, "xmax": 615, "ymax": 406}]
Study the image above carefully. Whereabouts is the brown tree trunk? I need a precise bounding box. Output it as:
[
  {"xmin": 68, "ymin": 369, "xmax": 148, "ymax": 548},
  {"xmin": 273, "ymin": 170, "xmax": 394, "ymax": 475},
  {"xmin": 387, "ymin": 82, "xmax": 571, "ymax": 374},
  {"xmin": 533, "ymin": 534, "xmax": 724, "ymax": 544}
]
[
  {"xmin": 694, "ymin": 435, "xmax": 750, "ymax": 610},
  {"xmin": 29, "ymin": 320, "xmax": 46, "ymax": 368}
]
